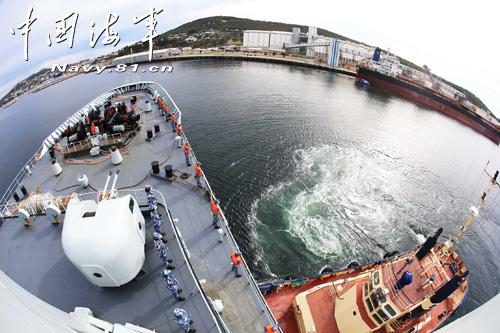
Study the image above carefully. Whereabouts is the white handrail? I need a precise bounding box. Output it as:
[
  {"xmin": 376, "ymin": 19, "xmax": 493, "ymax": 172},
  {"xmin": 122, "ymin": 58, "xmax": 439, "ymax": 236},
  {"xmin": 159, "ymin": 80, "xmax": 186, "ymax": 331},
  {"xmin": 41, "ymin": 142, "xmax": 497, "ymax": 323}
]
[
  {"xmin": 124, "ymin": 188, "xmax": 227, "ymax": 333},
  {"xmin": 0, "ymin": 81, "xmax": 281, "ymax": 331},
  {"xmin": 157, "ymin": 84, "xmax": 281, "ymax": 330}
]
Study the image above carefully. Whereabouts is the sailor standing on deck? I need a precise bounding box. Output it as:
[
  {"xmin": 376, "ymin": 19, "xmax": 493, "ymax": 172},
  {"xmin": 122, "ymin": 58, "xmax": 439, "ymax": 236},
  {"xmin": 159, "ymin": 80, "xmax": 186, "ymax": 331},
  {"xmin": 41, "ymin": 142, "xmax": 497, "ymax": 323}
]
[
  {"xmin": 150, "ymin": 211, "xmax": 163, "ymax": 234},
  {"xmin": 194, "ymin": 162, "xmax": 204, "ymax": 188},
  {"xmin": 183, "ymin": 143, "xmax": 192, "ymax": 166},
  {"xmin": 176, "ymin": 123, "xmax": 184, "ymax": 145},
  {"xmin": 145, "ymin": 186, "xmax": 165, "ymax": 236},
  {"xmin": 170, "ymin": 113, "xmax": 177, "ymax": 131},
  {"xmin": 175, "ymin": 134, "xmax": 183, "ymax": 148},
  {"xmin": 230, "ymin": 250, "xmax": 242, "ymax": 278},
  {"xmin": 174, "ymin": 308, "xmax": 196, "ymax": 332},
  {"xmin": 210, "ymin": 198, "xmax": 221, "ymax": 229},
  {"xmin": 153, "ymin": 232, "xmax": 175, "ymax": 270},
  {"xmin": 162, "ymin": 269, "xmax": 185, "ymax": 301},
  {"xmin": 145, "ymin": 185, "xmax": 157, "ymax": 208}
]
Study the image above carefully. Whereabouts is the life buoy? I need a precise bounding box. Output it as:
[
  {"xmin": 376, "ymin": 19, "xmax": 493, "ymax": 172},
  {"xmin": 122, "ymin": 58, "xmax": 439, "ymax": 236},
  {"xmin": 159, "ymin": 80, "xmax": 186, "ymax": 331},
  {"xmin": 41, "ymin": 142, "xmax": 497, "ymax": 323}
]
[{"xmin": 34, "ymin": 153, "xmax": 41, "ymax": 161}]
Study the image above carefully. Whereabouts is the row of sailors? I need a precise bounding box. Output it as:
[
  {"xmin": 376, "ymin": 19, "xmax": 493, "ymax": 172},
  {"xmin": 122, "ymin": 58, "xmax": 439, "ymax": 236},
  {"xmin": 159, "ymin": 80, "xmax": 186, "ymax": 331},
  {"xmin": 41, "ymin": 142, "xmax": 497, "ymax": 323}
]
[
  {"xmin": 146, "ymin": 186, "xmax": 276, "ymax": 332},
  {"xmin": 156, "ymin": 94, "xmax": 205, "ymax": 190},
  {"xmin": 145, "ymin": 186, "xmax": 194, "ymax": 332}
]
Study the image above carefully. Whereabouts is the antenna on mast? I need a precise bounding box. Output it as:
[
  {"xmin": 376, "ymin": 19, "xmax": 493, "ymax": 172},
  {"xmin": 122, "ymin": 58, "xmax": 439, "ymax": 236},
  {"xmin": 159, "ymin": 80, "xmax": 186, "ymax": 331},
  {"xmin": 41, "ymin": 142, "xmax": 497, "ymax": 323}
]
[{"xmin": 448, "ymin": 166, "xmax": 500, "ymax": 246}]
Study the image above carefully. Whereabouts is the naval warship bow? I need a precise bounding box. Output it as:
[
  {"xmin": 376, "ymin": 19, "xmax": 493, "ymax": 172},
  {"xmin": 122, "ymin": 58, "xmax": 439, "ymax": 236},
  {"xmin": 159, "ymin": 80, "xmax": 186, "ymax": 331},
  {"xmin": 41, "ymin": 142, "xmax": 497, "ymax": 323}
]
[{"xmin": 0, "ymin": 81, "xmax": 279, "ymax": 333}]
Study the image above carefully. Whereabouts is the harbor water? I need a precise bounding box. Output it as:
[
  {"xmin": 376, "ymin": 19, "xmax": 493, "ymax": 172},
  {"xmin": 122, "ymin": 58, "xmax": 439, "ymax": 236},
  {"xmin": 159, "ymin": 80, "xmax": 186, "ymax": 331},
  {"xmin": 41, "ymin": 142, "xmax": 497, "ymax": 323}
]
[{"xmin": 0, "ymin": 60, "xmax": 499, "ymax": 319}]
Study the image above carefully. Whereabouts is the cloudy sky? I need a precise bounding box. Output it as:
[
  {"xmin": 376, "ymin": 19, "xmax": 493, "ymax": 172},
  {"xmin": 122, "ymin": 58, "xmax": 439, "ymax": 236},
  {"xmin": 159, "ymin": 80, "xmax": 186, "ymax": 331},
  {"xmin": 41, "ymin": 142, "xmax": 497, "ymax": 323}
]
[{"xmin": 1, "ymin": 0, "xmax": 499, "ymax": 114}]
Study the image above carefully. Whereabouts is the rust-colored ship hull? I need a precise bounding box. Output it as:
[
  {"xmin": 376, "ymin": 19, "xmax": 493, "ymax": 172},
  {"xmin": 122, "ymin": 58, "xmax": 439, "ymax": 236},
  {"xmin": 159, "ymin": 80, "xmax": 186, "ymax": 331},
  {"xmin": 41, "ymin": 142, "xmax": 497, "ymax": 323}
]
[
  {"xmin": 357, "ymin": 67, "xmax": 500, "ymax": 145},
  {"xmin": 260, "ymin": 244, "xmax": 467, "ymax": 333}
]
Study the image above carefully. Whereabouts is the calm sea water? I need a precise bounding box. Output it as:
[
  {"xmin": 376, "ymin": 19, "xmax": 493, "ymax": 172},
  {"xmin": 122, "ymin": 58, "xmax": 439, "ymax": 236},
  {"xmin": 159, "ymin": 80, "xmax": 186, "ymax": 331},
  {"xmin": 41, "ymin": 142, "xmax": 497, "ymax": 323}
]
[{"xmin": 0, "ymin": 60, "xmax": 499, "ymax": 319}]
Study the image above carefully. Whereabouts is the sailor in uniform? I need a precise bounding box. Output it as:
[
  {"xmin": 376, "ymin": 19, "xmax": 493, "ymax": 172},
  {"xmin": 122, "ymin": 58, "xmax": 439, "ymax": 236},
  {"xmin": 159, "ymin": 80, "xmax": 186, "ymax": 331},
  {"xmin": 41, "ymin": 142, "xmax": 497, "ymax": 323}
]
[
  {"xmin": 153, "ymin": 232, "xmax": 175, "ymax": 270},
  {"xmin": 145, "ymin": 186, "xmax": 158, "ymax": 208},
  {"xmin": 211, "ymin": 198, "xmax": 221, "ymax": 229},
  {"xmin": 145, "ymin": 186, "xmax": 166, "ymax": 236},
  {"xmin": 174, "ymin": 308, "xmax": 195, "ymax": 332},
  {"xmin": 162, "ymin": 269, "xmax": 185, "ymax": 301},
  {"xmin": 150, "ymin": 210, "xmax": 163, "ymax": 234},
  {"xmin": 194, "ymin": 162, "xmax": 204, "ymax": 188}
]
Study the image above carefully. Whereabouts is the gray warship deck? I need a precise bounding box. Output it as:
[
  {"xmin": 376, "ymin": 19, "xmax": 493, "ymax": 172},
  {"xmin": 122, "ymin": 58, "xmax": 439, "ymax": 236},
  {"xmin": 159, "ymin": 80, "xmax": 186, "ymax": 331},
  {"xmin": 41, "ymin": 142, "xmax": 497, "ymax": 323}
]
[{"xmin": 0, "ymin": 82, "xmax": 277, "ymax": 332}]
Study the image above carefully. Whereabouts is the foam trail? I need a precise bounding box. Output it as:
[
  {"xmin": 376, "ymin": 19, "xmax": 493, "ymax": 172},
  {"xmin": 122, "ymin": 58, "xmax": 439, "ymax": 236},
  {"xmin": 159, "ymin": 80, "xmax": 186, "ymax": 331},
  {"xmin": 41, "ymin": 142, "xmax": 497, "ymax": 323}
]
[{"xmin": 249, "ymin": 145, "xmax": 420, "ymax": 275}]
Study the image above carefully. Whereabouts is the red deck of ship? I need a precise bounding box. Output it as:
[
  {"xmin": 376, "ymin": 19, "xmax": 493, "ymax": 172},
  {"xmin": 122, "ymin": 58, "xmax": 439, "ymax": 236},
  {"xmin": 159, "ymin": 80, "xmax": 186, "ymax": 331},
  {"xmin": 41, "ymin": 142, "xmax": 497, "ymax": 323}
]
[
  {"xmin": 384, "ymin": 250, "xmax": 456, "ymax": 312},
  {"xmin": 264, "ymin": 270, "xmax": 374, "ymax": 333},
  {"xmin": 264, "ymin": 245, "xmax": 467, "ymax": 333},
  {"xmin": 305, "ymin": 283, "xmax": 343, "ymax": 332}
]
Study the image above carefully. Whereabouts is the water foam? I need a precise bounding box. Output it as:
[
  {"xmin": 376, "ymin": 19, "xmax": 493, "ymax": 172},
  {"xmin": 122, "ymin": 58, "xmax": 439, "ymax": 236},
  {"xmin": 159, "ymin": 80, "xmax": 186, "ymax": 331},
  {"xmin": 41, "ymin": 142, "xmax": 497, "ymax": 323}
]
[{"xmin": 249, "ymin": 145, "xmax": 418, "ymax": 275}]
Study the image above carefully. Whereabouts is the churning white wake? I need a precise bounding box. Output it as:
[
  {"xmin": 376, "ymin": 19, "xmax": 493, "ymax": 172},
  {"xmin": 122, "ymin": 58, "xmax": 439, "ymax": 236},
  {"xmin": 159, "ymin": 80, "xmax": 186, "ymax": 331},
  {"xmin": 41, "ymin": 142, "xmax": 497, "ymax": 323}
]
[{"xmin": 249, "ymin": 145, "xmax": 416, "ymax": 263}]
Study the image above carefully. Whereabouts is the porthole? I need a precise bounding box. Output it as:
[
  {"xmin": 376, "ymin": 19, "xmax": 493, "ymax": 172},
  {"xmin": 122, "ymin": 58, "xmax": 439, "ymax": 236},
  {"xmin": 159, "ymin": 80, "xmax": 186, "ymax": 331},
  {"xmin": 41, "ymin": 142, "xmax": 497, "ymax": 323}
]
[
  {"xmin": 93, "ymin": 272, "xmax": 102, "ymax": 278},
  {"xmin": 138, "ymin": 222, "xmax": 142, "ymax": 230}
]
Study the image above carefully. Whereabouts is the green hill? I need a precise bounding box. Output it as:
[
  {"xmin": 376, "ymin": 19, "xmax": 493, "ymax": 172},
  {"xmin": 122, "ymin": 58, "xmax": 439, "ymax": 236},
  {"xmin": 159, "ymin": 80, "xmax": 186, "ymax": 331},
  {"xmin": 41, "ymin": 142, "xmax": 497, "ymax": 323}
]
[
  {"xmin": 116, "ymin": 16, "xmax": 489, "ymax": 112},
  {"xmin": 117, "ymin": 16, "xmax": 361, "ymax": 54}
]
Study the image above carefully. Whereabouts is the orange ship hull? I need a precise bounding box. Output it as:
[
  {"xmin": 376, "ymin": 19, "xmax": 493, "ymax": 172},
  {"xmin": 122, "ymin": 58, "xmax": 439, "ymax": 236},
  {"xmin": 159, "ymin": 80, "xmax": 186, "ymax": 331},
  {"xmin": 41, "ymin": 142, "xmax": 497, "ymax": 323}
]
[{"xmin": 260, "ymin": 245, "xmax": 467, "ymax": 333}]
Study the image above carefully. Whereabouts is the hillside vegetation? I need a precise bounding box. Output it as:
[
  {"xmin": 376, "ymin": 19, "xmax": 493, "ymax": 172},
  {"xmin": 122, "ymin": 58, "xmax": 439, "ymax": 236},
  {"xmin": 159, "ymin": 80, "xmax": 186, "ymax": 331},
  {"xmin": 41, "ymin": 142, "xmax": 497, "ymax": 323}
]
[
  {"xmin": 117, "ymin": 16, "xmax": 360, "ymax": 55},
  {"xmin": 116, "ymin": 16, "xmax": 489, "ymax": 112}
]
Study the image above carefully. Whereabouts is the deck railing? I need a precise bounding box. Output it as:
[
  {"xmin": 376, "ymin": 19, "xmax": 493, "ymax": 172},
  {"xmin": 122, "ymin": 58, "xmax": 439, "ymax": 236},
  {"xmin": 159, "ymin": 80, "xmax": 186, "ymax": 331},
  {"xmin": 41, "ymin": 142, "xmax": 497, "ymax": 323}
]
[
  {"xmin": 156, "ymin": 83, "xmax": 282, "ymax": 331},
  {"xmin": 120, "ymin": 188, "xmax": 228, "ymax": 333},
  {"xmin": 0, "ymin": 81, "xmax": 281, "ymax": 331},
  {"xmin": 0, "ymin": 82, "xmax": 144, "ymax": 215},
  {"xmin": 0, "ymin": 147, "xmax": 42, "ymax": 216}
]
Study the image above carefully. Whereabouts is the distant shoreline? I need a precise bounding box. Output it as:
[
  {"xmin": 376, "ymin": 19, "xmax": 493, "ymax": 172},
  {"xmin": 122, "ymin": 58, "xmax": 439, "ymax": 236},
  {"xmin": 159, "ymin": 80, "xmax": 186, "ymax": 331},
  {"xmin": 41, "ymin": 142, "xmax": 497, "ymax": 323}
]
[
  {"xmin": 0, "ymin": 72, "xmax": 81, "ymax": 110},
  {"xmin": 1, "ymin": 52, "xmax": 357, "ymax": 109},
  {"xmin": 113, "ymin": 52, "xmax": 358, "ymax": 77}
]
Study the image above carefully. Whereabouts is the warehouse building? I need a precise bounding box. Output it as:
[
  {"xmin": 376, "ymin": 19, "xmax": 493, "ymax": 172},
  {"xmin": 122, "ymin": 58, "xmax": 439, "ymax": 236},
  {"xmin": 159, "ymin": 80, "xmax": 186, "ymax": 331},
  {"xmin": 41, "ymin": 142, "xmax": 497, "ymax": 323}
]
[
  {"xmin": 243, "ymin": 30, "xmax": 293, "ymax": 50},
  {"xmin": 337, "ymin": 41, "xmax": 375, "ymax": 71}
]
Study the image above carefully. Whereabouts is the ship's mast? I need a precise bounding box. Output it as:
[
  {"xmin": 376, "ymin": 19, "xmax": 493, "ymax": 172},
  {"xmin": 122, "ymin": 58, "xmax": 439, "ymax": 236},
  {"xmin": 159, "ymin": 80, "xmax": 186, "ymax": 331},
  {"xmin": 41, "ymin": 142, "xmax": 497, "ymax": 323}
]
[{"xmin": 449, "ymin": 168, "xmax": 499, "ymax": 245}]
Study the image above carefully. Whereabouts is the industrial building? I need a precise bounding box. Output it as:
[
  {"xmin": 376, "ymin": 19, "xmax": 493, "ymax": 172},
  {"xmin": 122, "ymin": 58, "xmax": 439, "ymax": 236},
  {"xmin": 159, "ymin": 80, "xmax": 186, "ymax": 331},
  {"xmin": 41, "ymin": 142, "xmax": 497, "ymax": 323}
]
[
  {"xmin": 242, "ymin": 30, "xmax": 293, "ymax": 50},
  {"xmin": 242, "ymin": 27, "xmax": 375, "ymax": 70},
  {"xmin": 337, "ymin": 40, "xmax": 375, "ymax": 71}
]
